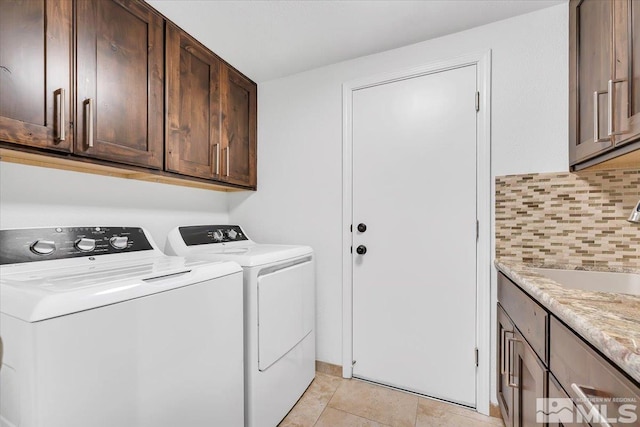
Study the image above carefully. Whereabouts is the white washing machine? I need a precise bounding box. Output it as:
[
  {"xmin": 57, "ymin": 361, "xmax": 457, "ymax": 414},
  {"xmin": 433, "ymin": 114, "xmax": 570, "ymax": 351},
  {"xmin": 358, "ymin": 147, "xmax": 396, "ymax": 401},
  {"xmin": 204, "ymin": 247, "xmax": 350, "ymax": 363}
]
[
  {"xmin": 165, "ymin": 225, "xmax": 315, "ymax": 427},
  {"xmin": 0, "ymin": 226, "xmax": 244, "ymax": 427}
]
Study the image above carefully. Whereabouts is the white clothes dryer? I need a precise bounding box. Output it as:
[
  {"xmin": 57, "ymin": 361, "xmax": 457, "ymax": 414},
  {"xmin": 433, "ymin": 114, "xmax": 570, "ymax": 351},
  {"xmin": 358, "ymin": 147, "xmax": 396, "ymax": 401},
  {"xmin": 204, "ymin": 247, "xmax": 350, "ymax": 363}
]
[
  {"xmin": 0, "ymin": 226, "xmax": 244, "ymax": 427},
  {"xmin": 165, "ymin": 225, "xmax": 315, "ymax": 427}
]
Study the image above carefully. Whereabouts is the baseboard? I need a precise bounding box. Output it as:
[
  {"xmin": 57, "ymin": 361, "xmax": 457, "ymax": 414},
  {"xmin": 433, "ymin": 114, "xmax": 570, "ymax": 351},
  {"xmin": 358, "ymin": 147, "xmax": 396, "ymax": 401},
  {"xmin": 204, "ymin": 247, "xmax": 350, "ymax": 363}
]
[
  {"xmin": 315, "ymin": 360, "xmax": 342, "ymax": 377},
  {"xmin": 489, "ymin": 403, "xmax": 502, "ymax": 419}
]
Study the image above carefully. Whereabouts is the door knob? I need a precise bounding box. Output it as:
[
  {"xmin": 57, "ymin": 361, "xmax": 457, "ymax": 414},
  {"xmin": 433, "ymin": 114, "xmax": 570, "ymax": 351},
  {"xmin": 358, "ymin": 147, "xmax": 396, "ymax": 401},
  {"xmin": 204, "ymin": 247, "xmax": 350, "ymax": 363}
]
[
  {"xmin": 356, "ymin": 245, "xmax": 367, "ymax": 255},
  {"xmin": 357, "ymin": 223, "xmax": 367, "ymax": 232}
]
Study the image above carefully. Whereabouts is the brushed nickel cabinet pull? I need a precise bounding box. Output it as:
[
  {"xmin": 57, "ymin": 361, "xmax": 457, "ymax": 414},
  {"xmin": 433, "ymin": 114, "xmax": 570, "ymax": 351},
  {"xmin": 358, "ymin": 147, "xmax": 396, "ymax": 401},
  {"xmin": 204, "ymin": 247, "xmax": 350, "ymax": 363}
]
[
  {"xmin": 85, "ymin": 98, "xmax": 94, "ymax": 148},
  {"xmin": 501, "ymin": 330, "xmax": 514, "ymax": 375},
  {"xmin": 56, "ymin": 88, "xmax": 66, "ymax": 142},
  {"xmin": 608, "ymin": 78, "xmax": 626, "ymax": 137},
  {"xmin": 225, "ymin": 146, "xmax": 230, "ymax": 177},
  {"xmin": 214, "ymin": 143, "xmax": 220, "ymax": 175},
  {"xmin": 506, "ymin": 336, "xmax": 520, "ymax": 388},
  {"xmin": 593, "ymin": 90, "xmax": 610, "ymax": 143},
  {"xmin": 571, "ymin": 383, "xmax": 613, "ymax": 427}
]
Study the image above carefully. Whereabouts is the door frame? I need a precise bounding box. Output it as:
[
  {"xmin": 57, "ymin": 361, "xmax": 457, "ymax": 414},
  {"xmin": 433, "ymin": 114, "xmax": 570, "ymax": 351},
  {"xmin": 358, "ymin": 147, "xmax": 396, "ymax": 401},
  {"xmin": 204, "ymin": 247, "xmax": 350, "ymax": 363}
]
[{"xmin": 341, "ymin": 50, "xmax": 492, "ymax": 415}]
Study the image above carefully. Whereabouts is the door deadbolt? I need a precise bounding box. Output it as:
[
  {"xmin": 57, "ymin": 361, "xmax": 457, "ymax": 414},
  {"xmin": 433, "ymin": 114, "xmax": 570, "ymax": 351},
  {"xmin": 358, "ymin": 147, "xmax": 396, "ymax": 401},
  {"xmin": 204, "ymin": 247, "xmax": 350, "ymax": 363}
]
[
  {"xmin": 356, "ymin": 245, "xmax": 367, "ymax": 255},
  {"xmin": 357, "ymin": 223, "xmax": 367, "ymax": 232}
]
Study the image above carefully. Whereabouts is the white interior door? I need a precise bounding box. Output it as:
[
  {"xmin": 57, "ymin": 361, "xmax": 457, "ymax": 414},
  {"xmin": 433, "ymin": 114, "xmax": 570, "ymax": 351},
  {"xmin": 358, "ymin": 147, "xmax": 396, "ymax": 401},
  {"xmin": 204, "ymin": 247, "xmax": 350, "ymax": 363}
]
[{"xmin": 352, "ymin": 64, "xmax": 478, "ymax": 407}]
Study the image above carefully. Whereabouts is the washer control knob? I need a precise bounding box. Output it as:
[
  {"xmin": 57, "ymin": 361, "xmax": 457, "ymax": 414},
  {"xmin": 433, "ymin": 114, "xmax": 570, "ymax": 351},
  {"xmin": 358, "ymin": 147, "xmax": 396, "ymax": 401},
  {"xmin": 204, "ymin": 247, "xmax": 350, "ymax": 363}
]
[
  {"xmin": 227, "ymin": 229, "xmax": 238, "ymax": 240},
  {"xmin": 356, "ymin": 245, "xmax": 367, "ymax": 255},
  {"xmin": 75, "ymin": 238, "xmax": 96, "ymax": 252},
  {"xmin": 213, "ymin": 230, "xmax": 224, "ymax": 242},
  {"xmin": 110, "ymin": 236, "xmax": 128, "ymax": 250},
  {"xmin": 31, "ymin": 240, "xmax": 56, "ymax": 255}
]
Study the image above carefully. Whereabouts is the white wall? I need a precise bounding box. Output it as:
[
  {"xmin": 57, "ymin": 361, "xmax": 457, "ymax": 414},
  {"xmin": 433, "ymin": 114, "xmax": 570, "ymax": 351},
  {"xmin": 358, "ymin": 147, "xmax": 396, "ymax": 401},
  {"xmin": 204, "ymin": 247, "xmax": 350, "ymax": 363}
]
[
  {"xmin": 0, "ymin": 162, "xmax": 229, "ymax": 248},
  {"xmin": 229, "ymin": 3, "xmax": 569, "ymax": 405}
]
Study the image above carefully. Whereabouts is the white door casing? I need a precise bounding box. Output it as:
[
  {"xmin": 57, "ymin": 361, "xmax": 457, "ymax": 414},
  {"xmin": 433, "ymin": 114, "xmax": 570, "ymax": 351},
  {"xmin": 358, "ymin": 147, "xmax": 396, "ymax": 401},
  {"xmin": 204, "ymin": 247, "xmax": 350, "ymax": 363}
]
[{"xmin": 342, "ymin": 50, "xmax": 492, "ymax": 415}]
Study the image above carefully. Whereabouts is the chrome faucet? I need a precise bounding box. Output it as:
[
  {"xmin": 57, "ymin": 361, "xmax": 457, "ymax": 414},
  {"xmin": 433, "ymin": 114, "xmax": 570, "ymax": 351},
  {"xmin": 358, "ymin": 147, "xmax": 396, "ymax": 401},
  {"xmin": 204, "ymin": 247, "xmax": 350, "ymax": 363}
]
[{"xmin": 629, "ymin": 200, "xmax": 640, "ymax": 224}]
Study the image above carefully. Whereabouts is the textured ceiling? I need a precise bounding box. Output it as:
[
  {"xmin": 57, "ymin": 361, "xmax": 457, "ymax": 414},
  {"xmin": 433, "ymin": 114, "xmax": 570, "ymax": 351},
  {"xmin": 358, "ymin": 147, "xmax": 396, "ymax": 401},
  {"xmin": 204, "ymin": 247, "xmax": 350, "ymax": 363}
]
[{"xmin": 148, "ymin": 0, "xmax": 566, "ymax": 82}]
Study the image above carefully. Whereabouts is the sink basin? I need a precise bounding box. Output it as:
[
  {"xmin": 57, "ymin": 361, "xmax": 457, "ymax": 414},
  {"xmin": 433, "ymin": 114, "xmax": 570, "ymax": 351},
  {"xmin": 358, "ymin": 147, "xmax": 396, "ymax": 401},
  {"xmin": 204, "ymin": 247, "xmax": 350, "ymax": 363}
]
[{"xmin": 530, "ymin": 268, "xmax": 640, "ymax": 296}]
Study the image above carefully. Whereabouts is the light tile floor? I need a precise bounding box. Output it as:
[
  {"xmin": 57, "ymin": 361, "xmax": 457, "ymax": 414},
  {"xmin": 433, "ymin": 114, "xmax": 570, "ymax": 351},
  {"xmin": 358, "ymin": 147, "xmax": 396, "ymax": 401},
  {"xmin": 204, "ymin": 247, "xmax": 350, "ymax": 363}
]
[{"xmin": 279, "ymin": 373, "xmax": 505, "ymax": 427}]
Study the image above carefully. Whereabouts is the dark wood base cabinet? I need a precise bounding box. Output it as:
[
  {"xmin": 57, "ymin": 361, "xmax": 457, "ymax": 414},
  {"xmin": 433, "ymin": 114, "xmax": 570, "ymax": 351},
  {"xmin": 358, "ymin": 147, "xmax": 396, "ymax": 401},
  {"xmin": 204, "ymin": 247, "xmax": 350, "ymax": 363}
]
[
  {"xmin": 0, "ymin": 0, "xmax": 257, "ymax": 190},
  {"xmin": 497, "ymin": 277, "xmax": 548, "ymax": 427},
  {"xmin": 498, "ymin": 272, "xmax": 640, "ymax": 427}
]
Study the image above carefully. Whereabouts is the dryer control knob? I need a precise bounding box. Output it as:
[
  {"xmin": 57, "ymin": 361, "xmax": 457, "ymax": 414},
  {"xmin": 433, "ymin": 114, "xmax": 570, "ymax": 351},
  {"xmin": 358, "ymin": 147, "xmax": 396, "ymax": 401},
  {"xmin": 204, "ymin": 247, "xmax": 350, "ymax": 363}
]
[
  {"xmin": 110, "ymin": 236, "xmax": 128, "ymax": 250},
  {"xmin": 31, "ymin": 240, "xmax": 56, "ymax": 255},
  {"xmin": 75, "ymin": 238, "xmax": 96, "ymax": 252},
  {"xmin": 227, "ymin": 229, "xmax": 238, "ymax": 240},
  {"xmin": 213, "ymin": 230, "xmax": 224, "ymax": 242}
]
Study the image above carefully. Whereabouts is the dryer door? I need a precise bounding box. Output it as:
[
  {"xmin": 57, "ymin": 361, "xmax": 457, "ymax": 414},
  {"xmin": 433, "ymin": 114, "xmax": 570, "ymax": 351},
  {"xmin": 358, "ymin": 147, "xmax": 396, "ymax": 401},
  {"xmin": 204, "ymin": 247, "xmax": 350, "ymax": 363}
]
[{"xmin": 257, "ymin": 257, "xmax": 314, "ymax": 371}]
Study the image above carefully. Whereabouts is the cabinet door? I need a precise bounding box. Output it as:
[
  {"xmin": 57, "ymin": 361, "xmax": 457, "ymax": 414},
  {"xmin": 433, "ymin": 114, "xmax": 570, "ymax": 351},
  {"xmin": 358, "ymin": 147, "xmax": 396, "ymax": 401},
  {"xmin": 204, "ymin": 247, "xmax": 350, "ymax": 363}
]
[
  {"xmin": 0, "ymin": 0, "xmax": 73, "ymax": 152},
  {"xmin": 76, "ymin": 0, "xmax": 163, "ymax": 169},
  {"xmin": 497, "ymin": 304, "xmax": 515, "ymax": 427},
  {"xmin": 547, "ymin": 374, "xmax": 590, "ymax": 427},
  {"xmin": 166, "ymin": 24, "xmax": 222, "ymax": 180},
  {"xmin": 221, "ymin": 65, "xmax": 257, "ymax": 188},
  {"xmin": 569, "ymin": 0, "xmax": 614, "ymax": 164},
  {"xmin": 611, "ymin": 0, "xmax": 640, "ymax": 146},
  {"xmin": 512, "ymin": 329, "xmax": 547, "ymax": 427}
]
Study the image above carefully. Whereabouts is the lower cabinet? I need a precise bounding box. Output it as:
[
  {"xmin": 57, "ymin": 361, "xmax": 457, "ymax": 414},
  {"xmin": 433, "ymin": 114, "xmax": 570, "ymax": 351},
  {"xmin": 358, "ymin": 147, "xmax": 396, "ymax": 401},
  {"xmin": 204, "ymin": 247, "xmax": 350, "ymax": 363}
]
[
  {"xmin": 498, "ymin": 273, "xmax": 548, "ymax": 427},
  {"xmin": 497, "ymin": 305, "xmax": 516, "ymax": 427},
  {"xmin": 550, "ymin": 316, "xmax": 640, "ymax": 427},
  {"xmin": 547, "ymin": 373, "xmax": 590, "ymax": 427},
  {"xmin": 512, "ymin": 328, "xmax": 547, "ymax": 427},
  {"xmin": 497, "ymin": 302, "xmax": 548, "ymax": 427},
  {"xmin": 498, "ymin": 272, "xmax": 640, "ymax": 427}
]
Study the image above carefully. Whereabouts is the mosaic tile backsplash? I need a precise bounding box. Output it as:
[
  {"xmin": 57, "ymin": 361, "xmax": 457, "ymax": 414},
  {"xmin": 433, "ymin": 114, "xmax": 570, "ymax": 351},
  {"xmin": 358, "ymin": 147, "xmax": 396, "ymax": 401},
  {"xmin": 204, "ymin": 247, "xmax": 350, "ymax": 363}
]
[{"xmin": 495, "ymin": 168, "xmax": 640, "ymax": 269}]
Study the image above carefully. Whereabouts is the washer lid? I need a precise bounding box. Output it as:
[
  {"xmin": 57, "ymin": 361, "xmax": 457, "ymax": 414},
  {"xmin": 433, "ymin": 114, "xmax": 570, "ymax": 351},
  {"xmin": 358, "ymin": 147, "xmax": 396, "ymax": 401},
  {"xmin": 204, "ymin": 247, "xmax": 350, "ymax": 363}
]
[
  {"xmin": 175, "ymin": 243, "xmax": 313, "ymax": 267},
  {"xmin": 0, "ymin": 255, "xmax": 241, "ymax": 322}
]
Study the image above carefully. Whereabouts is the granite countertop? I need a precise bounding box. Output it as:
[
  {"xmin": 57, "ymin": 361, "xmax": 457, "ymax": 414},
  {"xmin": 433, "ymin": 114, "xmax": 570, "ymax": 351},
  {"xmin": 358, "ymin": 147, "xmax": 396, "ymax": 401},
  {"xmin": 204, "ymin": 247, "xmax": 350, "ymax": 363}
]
[{"xmin": 495, "ymin": 259, "xmax": 640, "ymax": 384}]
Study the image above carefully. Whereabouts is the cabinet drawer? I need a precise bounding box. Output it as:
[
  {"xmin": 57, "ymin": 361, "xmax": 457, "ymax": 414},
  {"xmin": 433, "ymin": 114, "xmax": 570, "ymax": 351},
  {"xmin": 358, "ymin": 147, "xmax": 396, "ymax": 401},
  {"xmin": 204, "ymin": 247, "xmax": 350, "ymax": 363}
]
[
  {"xmin": 547, "ymin": 373, "xmax": 590, "ymax": 427},
  {"xmin": 550, "ymin": 316, "xmax": 640, "ymax": 426},
  {"xmin": 498, "ymin": 273, "xmax": 548, "ymax": 365}
]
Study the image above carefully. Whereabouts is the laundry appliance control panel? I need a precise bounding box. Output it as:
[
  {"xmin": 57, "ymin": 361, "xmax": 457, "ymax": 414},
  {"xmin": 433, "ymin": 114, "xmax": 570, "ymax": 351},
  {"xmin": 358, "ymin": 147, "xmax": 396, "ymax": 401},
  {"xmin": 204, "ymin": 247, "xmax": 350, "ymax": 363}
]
[
  {"xmin": 179, "ymin": 225, "xmax": 249, "ymax": 246},
  {"xmin": 0, "ymin": 227, "xmax": 153, "ymax": 265}
]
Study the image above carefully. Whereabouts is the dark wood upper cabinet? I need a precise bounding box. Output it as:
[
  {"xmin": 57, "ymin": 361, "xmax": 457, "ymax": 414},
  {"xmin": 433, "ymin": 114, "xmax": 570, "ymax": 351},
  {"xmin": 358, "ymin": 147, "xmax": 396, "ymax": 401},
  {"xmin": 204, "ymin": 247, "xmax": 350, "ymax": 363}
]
[
  {"xmin": 166, "ymin": 24, "xmax": 257, "ymax": 188},
  {"xmin": 221, "ymin": 66, "xmax": 257, "ymax": 188},
  {"xmin": 612, "ymin": 0, "xmax": 640, "ymax": 146},
  {"xmin": 0, "ymin": 0, "xmax": 73, "ymax": 152},
  {"xmin": 0, "ymin": 0, "xmax": 257, "ymax": 190},
  {"xmin": 75, "ymin": 0, "xmax": 164, "ymax": 169},
  {"xmin": 166, "ymin": 24, "xmax": 222, "ymax": 180},
  {"xmin": 570, "ymin": 0, "xmax": 640, "ymax": 169}
]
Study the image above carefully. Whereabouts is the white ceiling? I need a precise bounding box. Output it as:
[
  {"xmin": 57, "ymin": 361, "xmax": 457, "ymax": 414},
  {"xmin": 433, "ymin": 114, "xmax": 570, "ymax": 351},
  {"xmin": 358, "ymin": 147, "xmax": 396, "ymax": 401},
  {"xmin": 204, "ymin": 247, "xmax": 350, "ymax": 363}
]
[{"xmin": 148, "ymin": 0, "xmax": 566, "ymax": 82}]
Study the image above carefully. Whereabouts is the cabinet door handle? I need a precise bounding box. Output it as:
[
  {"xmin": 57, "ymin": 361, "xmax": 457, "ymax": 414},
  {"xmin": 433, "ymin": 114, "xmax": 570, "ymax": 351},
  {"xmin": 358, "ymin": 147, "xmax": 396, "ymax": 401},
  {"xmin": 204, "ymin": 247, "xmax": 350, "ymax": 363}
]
[
  {"xmin": 571, "ymin": 383, "xmax": 613, "ymax": 427},
  {"xmin": 85, "ymin": 98, "xmax": 94, "ymax": 148},
  {"xmin": 501, "ymin": 329, "xmax": 514, "ymax": 374},
  {"xmin": 506, "ymin": 336, "xmax": 520, "ymax": 388},
  {"xmin": 593, "ymin": 90, "xmax": 610, "ymax": 143},
  {"xmin": 608, "ymin": 78, "xmax": 626, "ymax": 137},
  {"xmin": 225, "ymin": 146, "xmax": 230, "ymax": 177},
  {"xmin": 56, "ymin": 88, "xmax": 66, "ymax": 142},
  {"xmin": 214, "ymin": 143, "xmax": 220, "ymax": 175}
]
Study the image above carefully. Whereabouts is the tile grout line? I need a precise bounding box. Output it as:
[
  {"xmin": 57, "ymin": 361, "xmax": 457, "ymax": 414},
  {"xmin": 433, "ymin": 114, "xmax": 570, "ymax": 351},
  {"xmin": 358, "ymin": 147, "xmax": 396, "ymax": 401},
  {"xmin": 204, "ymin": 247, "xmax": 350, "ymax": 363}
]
[{"xmin": 312, "ymin": 375, "xmax": 346, "ymax": 426}]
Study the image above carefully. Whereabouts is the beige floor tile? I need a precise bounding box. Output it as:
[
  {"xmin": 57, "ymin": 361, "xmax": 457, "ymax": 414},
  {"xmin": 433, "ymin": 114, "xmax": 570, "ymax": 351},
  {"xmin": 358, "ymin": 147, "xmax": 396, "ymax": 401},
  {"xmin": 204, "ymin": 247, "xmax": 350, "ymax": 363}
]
[
  {"xmin": 315, "ymin": 407, "xmax": 390, "ymax": 427},
  {"xmin": 278, "ymin": 373, "xmax": 344, "ymax": 427},
  {"xmin": 327, "ymin": 380, "xmax": 418, "ymax": 427},
  {"xmin": 416, "ymin": 398, "xmax": 505, "ymax": 427}
]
